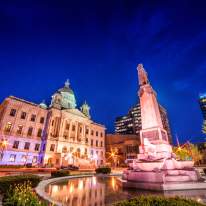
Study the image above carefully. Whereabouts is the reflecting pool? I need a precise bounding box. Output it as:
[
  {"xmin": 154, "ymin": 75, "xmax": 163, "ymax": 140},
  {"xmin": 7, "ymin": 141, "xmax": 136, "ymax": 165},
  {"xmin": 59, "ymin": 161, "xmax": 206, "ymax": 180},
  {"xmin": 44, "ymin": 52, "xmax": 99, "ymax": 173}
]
[{"xmin": 45, "ymin": 176, "xmax": 206, "ymax": 206}]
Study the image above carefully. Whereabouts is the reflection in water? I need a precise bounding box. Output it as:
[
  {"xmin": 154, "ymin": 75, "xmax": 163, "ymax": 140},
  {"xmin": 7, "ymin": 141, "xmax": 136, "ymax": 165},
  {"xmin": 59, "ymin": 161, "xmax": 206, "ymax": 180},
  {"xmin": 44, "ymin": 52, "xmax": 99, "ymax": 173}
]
[{"xmin": 45, "ymin": 176, "xmax": 206, "ymax": 206}]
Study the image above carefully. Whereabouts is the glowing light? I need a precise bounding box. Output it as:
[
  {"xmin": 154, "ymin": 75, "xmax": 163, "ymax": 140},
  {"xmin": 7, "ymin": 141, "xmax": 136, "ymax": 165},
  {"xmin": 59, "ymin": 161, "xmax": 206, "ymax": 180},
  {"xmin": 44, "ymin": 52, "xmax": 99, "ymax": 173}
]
[
  {"xmin": 78, "ymin": 180, "xmax": 83, "ymax": 191},
  {"xmin": 111, "ymin": 177, "xmax": 117, "ymax": 191},
  {"xmin": 69, "ymin": 183, "xmax": 74, "ymax": 194},
  {"xmin": 52, "ymin": 185, "xmax": 59, "ymax": 194},
  {"xmin": 93, "ymin": 154, "xmax": 98, "ymax": 160},
  {"xmin": 92, "ymin": 176, "xmax": 96, "ymax": 186}
]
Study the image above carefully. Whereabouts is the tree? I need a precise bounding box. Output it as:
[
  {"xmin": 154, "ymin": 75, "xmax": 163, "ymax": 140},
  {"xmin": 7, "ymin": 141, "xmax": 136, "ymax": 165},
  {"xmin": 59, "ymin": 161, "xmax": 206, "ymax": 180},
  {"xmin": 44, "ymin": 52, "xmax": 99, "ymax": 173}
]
[
  {"xmin": 202, "ymin": 120, "xmax": 206, "ymax": 134},
  {"xmin": 173, "ymin": 143, "xmax": 203, "ymax": 165}
]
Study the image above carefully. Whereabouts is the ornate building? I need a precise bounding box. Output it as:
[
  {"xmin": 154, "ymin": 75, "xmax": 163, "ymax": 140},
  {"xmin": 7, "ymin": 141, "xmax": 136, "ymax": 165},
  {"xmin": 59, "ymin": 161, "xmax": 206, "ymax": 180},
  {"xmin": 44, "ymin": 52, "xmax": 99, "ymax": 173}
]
[{"xmin": 0, "ymin": 80, "xmax": 106, "ymax": 168}]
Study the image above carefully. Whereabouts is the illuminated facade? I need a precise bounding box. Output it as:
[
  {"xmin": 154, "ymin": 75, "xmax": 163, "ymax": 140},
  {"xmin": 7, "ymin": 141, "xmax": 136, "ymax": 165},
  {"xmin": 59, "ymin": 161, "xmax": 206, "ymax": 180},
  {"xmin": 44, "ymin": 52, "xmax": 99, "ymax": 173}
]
[
  {"xmin": 0, "ymin": 81, "xmax": 105, "ymax": 168},
  {"xmin": 199, "ymin": 93, "xmax": 206, "ymax": 120}
]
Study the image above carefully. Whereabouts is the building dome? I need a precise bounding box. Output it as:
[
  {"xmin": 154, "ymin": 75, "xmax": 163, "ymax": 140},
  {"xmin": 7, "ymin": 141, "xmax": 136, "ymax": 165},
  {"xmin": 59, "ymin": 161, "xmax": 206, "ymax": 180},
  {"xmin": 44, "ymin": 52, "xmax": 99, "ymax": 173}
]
[
  {"xmin": 50, "ymin": 80, "xmax": 77, "ymax": 109},
  {"xmin": 39, "ymin": 100, "xmax": 47, "ymax": 109}
]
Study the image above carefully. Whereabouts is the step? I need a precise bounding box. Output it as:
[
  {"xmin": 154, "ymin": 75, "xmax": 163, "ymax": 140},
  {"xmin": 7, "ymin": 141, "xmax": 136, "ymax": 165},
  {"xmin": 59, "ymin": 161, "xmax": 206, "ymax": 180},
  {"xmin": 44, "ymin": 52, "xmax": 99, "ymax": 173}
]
[{"xmin": 165, "ymin": 175, "xmax": 191, "ymax": 182}]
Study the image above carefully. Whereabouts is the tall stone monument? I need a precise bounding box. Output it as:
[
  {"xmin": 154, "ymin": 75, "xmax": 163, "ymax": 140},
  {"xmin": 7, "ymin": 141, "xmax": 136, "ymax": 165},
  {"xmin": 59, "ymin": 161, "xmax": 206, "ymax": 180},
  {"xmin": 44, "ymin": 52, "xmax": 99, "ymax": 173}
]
[{"xmin": 122, "ymin": 64, "xmax": 206, "ymax": 191}]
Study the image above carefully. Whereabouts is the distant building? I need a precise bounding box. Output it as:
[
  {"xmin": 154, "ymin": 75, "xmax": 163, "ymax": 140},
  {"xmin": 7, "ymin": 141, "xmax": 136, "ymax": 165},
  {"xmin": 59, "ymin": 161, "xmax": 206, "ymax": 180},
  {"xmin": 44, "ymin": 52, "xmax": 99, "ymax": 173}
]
[
  {"xmin": 105, "ymin": 134, "xmax": 140, "ymax": 166},
  {"xmin": 199, "ymin": 93, "xmax": 206, "ymax": 120},
  {"xmin": 115, "ymin": 103, "xmax": 173, "ymax": 144},
  {"xmin": 0, "ymin": 80, "xmax": 106, "ymax": 168},
  {"xmin": 115, "ymin": 104, "xmax": 141, "ymax": 135}
]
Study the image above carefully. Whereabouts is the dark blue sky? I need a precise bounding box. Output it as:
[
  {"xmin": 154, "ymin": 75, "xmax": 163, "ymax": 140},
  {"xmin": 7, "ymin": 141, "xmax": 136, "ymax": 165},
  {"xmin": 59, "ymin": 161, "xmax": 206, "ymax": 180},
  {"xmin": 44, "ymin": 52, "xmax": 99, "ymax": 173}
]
[{"xmin": 0, "ymin": 0, "xmax": 206, "ymax": 144}]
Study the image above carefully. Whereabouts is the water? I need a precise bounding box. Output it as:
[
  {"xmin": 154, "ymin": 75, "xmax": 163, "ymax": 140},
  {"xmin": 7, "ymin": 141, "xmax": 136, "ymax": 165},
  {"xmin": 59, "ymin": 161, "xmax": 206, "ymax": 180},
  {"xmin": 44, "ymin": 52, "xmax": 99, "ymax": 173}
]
[{"xmin": 45, "ymin": 176, "xmax": 206, "ymax": 206}]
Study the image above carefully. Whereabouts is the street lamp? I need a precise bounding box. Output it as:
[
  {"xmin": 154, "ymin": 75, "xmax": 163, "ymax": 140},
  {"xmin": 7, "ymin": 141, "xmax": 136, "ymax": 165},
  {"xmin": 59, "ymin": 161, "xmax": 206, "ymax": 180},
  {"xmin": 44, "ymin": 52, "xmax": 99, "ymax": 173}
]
[{"xmin": 0, "ymin": 139, "xmax": 8, "ymax": 161}]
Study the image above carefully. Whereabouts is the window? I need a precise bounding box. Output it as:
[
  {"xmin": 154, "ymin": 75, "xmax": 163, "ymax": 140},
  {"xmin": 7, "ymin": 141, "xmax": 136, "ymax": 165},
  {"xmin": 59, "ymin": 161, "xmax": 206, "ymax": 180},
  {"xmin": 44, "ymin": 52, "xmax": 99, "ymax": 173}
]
[
  {"xmin": 62, "ymin": 147, "xmax": 67, "ymax": 153},
  {"xmin": 101, "ymin": 141, "xmax": 103, "ymax": 147},
  {"xmin": 66, "ymin": 124, "xmax": 70, "ymax": 130},
  {"xmin": 16, "ymin": 125, "xmax": 23, "ymax": 135},
  {"xmin": 84, "ymin": 148, "xmax": 87, "ymax": 154},
  {"xmin": 91, "ymin": 150, "xmax": 93, "ymax": 155},
  {"xmin": 96, "ymin": 131, "xmax": 99, "ymax": 137},
  {"xmin": 72, "ymin": 125, "xmax": 75, "ymax": 131},
  {"xmin": 40, "ymin": 117, "xmax": 44, "ymax": 124},
  {"xmin": 85, "ymin": 138, "xmax": 88, "ymax": 144},
  {"xmin": 91, "ymin": 130, "xmax": 94, "ymax": 136},
  {"xmin": 30, "ymin": 114, "xmax": 36, "ymax": 122},
  {"xmin": 37, "ymin": 128, "xmax": 42, "ymax": 137},
  {"xmin": 96, "ymin": 140, "xmax": 98, "ymax": 147},
  {"xmin": 79, "ymin": 127, "xmax": 82, "ymax": 133},
  {"xmin": 33, "ymin": 156, "xmax": 37, "ymax": 163},
  {"xmin": 21, "ymin": 112, "xmax": 26, "ymax": 119},
  {"xmin": 4, "ymin": 122, "xmax": 12, "ymax": 133},
  {"xmin": 50, "ymin": 144, "xmax": 55, "ymax": 152},
  {"xmin": 9, "ymin": 154, "xmax": 16, "ymax": 162},
  {"xmin": 34, "ymin": 143, "xmax": 40, "ymax": 151},
  {"xmin": 13, "ymin": 141, "xmax": 19, "ymax": 149},
  {"xmin": 24, "ymin": 142, "xmax": 30, "ymax": 150},
  {"xmin": 101, "ymin": 151, "xmax": 103, "ymax": 157},
  {"xmin": 10, "ymin": 109, "xmax": 16, "ymax": 117},
  {"xmin": 100, "ymin": 132, "xmax": 103, "ymax": 137},
  {"xmin": 70, "ymin": 147, "xmax": 74, "ymax": 152},
  {"xmin": 86, "ymin": 129, "xmax": 89, "ymax": 135},
  {"xmin": 91, "ymin": 139, "xmax": 93, "ymax": 146},
  {"xmin": 21, "ymin": 155, "xmax": 27, "ymax": 162},
  {"xmin": 27, "ymin": 127, "xmax": 33, "ymax": 136}
]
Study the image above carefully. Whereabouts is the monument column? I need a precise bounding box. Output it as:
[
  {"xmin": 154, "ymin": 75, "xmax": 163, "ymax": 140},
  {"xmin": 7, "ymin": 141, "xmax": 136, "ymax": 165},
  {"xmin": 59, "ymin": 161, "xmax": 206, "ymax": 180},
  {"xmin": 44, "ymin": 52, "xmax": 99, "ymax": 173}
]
[{"xmin": 137, "ymin": 64, "xmax": 172, "ymax": 159}]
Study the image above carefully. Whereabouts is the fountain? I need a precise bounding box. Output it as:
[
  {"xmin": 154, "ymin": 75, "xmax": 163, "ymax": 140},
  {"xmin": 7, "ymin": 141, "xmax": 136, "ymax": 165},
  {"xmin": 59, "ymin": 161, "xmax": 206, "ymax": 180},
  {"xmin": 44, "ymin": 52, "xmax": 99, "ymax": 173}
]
[{"xmin": 122, "ymin": 64, "xmax": 206, "ymax": 191}]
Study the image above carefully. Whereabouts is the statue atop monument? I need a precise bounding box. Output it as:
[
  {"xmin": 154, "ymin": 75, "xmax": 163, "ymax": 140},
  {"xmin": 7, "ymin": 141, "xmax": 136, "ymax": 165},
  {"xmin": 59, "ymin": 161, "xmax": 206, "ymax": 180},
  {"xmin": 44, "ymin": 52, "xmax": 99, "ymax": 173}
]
[{"xmin": 137, "ymin": 64, "xmax": 149, "ymax": 86}]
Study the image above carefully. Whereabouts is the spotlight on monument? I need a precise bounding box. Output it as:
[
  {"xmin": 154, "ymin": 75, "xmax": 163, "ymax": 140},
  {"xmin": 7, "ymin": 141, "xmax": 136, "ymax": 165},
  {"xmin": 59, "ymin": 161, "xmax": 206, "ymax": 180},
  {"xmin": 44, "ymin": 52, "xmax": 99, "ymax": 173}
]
[{"xmin": 121, "ymin": 64, "xmax": 206, "ymax": 191}]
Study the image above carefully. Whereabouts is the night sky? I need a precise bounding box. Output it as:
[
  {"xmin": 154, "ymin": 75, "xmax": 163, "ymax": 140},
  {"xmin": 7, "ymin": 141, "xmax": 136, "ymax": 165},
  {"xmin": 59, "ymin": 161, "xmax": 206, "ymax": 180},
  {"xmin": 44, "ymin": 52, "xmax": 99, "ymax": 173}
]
[{"xmin": 0, "ymin": 0, "xmax": 206, "ymax": 144}]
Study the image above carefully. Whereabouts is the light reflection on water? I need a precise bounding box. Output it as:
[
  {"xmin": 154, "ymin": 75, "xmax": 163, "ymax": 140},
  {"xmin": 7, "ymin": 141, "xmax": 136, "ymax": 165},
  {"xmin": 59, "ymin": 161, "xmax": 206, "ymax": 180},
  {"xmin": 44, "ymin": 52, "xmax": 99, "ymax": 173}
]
[{"xmin": 45, "ymin": 176, "xmax": 206, "ymax": 206}]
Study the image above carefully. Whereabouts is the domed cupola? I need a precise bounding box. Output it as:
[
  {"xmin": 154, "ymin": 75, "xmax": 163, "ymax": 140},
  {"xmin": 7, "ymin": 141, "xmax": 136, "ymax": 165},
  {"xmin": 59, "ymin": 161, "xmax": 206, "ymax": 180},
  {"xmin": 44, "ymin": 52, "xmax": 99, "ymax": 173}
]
[{"xmin": 50, "ymin": 80, "xmax": 77, "ymax": 109}]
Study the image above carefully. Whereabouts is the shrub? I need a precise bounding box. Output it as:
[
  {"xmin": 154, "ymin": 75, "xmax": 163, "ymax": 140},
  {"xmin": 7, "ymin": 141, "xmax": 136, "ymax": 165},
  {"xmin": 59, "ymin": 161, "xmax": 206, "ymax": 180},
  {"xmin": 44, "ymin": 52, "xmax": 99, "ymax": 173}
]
[
  {"xmin": 51, "ymin": 169, "xmax": 70, "ymax": 178},
  {"xmin": 113, "ymin": 195, "xmax": 205, "ymax": 206},
  {"xmin": 0, "ymin": 174, "xmax": 41, "ymax": 194},
  {"xmin": 95, "ymin": 167, "xmax": 111, "ymax": 174},
  {"xmin": 3, "ymin": 181, "xmax": 46, "ymax": 206}
]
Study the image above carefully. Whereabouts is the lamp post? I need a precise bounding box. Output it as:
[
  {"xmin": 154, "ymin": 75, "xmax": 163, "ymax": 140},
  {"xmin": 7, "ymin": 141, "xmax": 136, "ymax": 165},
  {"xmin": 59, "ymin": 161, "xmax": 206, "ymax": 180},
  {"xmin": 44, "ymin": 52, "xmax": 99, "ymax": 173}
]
[{"xmin": 0, "ymin": 139, "xmax": 8, "ymax": 162}]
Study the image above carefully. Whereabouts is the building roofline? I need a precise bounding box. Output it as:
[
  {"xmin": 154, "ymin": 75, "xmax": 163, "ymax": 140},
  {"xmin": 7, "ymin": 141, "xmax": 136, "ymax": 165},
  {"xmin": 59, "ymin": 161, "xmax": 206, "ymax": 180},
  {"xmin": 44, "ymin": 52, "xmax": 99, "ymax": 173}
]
[{"xmin": 7, "ymin": 96, "xmax": 46, "ymax": 109}]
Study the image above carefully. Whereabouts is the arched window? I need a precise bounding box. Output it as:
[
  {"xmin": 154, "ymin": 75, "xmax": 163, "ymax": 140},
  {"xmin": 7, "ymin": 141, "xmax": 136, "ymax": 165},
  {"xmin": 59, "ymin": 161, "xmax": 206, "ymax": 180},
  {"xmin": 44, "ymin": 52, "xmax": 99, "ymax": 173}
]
[
  {"xmin": 62, "ymin": 146, "xmax": 67, "ymax": 153},
  {"xmin": 76, "ymin": 148, "xmax": 81, "ymax": 157}
]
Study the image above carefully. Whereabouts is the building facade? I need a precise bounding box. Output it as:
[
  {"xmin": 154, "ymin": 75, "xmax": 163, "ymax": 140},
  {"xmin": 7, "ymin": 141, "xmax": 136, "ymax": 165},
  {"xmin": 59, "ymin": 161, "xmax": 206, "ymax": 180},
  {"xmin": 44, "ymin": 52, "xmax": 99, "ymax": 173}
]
[
  {"xmin": 105, "ymin": 134, "xmax": 140, "ymax": 166},
  {"xmin": 115, "ymin": 103, "xmax": 172, "ymax": 144},
  {"xmin": 0, "ymin": 80, "xmax": 106, "ymax": 168},
  {"xmin": 115, "ymin": 104, "xmax": 141, "ymax": 135},
  {"xmin": 199, "ymin": 93, "xmax": 206, "ymax": 120}
]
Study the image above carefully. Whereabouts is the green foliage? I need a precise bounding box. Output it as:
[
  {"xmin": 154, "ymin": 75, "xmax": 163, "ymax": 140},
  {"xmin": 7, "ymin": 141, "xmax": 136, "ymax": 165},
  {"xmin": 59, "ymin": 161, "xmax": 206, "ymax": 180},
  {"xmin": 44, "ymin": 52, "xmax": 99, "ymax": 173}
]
[
  {"xmin": 3, "ymin": 181, "xmax": 46, "ymax": 206},
  {"xmin": 51, "ymin": 169, "xmax": 70, "ymax": 178},
  {"xmin": 173, "ymin": 146, "xmax": 190, "ymax": 161},
  {"xmin": 173, "ymin": 143, "xmax": 202, "ymax": 164},
  {"xmin": 113, "ymin": 195, "xmax": 205, "ymax": 206},
  {"xmin": 0, "ymin": 174, "xmax": 41, "ymax": 194},
  {"xmin": 95, "ymin": 166, "xmax": 111, "ymax": 174}
]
